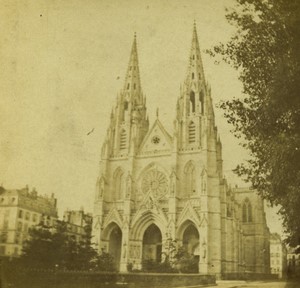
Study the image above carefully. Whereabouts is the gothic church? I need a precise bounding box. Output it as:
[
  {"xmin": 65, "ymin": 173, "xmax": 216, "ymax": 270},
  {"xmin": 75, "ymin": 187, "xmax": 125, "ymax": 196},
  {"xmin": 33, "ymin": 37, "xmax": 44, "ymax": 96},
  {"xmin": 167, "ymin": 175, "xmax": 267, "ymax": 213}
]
[{"xmin": 93, "ymin": 25, "xmax": 270, "ymax": 277}]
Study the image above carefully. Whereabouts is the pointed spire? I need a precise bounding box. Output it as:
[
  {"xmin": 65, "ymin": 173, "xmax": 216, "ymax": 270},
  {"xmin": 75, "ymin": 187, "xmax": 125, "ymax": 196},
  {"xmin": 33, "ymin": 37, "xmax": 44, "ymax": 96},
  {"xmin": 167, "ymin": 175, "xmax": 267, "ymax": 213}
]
[
  {"xmin": 123, "ymin": 33, "xmax": 142, "ymax": 95},
  {"xmin": 186, "ymin": 23, "xmax": 205, "ymax": 84}
]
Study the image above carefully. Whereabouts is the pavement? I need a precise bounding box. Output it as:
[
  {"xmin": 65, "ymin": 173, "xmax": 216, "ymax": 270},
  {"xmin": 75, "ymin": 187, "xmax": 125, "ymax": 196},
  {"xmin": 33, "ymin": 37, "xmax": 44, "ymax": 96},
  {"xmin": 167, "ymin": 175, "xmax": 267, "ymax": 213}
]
[
  {"xmin": 211, "ymin": 280, "xmax": 300, "ymax": 288},
  {"xmin": 174, "ymin": 280, "xmax": 300, "ymax": 288}
]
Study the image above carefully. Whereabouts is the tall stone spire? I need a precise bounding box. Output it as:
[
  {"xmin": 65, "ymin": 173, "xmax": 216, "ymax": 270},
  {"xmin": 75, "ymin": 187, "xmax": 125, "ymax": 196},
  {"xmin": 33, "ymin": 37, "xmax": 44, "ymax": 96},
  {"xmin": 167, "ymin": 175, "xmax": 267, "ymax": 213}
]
[
  {"xmin": 123, "ymin": 33, "xmax": 142, "ymax": 101},
  {"xmin": 175, "ymin": 23, "xmax": 214, "ymax": 151},
  {"xmin": 185, "ymin": 22, "xmax": 205, "ymax": 87},
  {"xmin": 102, "ymin": 33, "xmax": 148, "ymax": 158}
]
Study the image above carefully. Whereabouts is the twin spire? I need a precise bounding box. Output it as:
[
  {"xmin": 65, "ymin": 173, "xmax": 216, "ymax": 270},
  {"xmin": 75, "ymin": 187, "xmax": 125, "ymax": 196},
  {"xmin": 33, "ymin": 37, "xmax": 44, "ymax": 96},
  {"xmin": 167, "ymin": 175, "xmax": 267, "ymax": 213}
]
[
  {"xmin": 122, "ymin": 24, "xmax": 205, "ymax": 95},
  {"xmin": 186, "ymin": 23, "xmax": 206, "ymax": 85},
  {"xmin": 123, "ymin": 32, "xmax": 141, "ymax": 94}
]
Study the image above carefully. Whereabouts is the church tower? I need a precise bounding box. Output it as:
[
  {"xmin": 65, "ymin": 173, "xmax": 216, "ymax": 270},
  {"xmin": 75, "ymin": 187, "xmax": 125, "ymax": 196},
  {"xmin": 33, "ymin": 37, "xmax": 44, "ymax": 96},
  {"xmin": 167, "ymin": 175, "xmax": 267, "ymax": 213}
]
[
  {"xmin": 93, "ymin": 35, "xmax": 149, "ymax": 272},
  {"xmin": 92, "ymin": 25, "xmax": 270, "ymax": 278},
  {"xmin": 173, "ymin": 23, "xmax": 224, "ymax": 275},
  {"xmin": 101, "ymin": 34, "xmax": 149, "ymax": 160}
]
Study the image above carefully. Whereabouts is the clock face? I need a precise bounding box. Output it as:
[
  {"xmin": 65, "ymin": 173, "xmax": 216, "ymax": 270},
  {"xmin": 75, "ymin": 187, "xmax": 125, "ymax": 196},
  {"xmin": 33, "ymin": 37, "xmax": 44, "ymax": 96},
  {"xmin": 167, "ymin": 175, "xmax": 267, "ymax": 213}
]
[
  {"xmin": 151, "ymin": 135, "xmax": 160, "ymax": 144},
  {"xmin": 141, "ymin": 169, "xmax": 168, "ymax": 197}
]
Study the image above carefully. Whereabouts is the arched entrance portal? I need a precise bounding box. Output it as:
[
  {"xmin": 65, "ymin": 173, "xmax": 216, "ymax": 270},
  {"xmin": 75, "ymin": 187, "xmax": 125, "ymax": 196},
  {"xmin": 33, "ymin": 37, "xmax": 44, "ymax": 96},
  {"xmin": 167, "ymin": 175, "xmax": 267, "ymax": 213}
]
[
  {"xmin": 183, "ymin": 224, "xmax": 200, "ymax": 255},
  {"xmin": 108, "ymin": 225, "xmax": 122, "ymax": 270},
  {"xmin": 142, "ymin": 224, "xmax": 162, "ymax": 262},
  {"xmin": 182, "ymin": 223, "xmax": 200, "ymax": 273}
]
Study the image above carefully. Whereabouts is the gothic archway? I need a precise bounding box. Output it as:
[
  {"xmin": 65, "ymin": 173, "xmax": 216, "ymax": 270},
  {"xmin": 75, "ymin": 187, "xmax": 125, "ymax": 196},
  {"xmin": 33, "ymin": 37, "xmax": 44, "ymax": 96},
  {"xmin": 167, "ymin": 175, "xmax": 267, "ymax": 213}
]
[
  {"xmin": 113, "ymin": 167, "xmax": 125, "ymax": 200},
  {"xmin": 182, "ymin": 224, "xmax": 200, "ymax": 255},
  {"xmin": 184, "ymin": 161, "xmax": 196, "ymax": 196},
  {"xmin": 142, "ymin": 224, "xmax": 162, "ymax": 262},
  {"xmin": 106, "ymin": 223, "xmax": 122, "ymax": 271}
]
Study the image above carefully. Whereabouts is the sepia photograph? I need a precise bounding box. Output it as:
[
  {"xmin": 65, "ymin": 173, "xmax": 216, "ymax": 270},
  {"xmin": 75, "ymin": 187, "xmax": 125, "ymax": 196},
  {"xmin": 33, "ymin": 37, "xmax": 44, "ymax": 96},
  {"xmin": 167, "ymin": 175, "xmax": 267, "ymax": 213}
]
[{"xmin": 0, "ymin": 0, "xmax": 299, "ymax": 287}]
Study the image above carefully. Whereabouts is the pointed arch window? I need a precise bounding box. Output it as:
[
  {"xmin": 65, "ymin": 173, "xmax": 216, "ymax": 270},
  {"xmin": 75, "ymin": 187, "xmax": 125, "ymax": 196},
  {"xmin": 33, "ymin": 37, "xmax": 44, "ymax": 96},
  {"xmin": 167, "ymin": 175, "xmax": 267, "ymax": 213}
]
[
  {"xmin": 127, "ymin": 83, "xmax": 130, "ymax": 90},
  {"xmin": 192, "ymin": 72, "xmax": 194, "ymax": 79},
  {"xmin": 114, "ymin": 168, "xmax": 124, "ymax": 200},
  {"xmin": 184, "ymin": 161, "xmax": 196, "ymax": 196},
  {"xmin": 199, "ymin": 90, "xmax": 204, "ymax": 114},
  {"xmin": 124, "ymin": 101, "xmax": 128, "ymax": 111},
  {"xmin": 242, "ymin": 198, "xmax": 252, "ymax": 223},
  {"xmin": 190, "ymin": 91, "xmax": 195, "ymax": 113},
  {"xmin": 188, "ymin": 122, "xmax": 196, "ymax": 143},
  {"xmin": 120, "ymin": 129, "xmax": 127, "ymax": 150}
]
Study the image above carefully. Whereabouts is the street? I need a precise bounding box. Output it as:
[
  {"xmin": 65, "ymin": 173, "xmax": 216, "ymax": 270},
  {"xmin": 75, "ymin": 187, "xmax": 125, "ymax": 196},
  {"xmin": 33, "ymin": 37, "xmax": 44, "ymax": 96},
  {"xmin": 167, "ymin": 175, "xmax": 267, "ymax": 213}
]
[{"xmin": 210, "ymin": 280, "xmax": 300, "ymax": 288}]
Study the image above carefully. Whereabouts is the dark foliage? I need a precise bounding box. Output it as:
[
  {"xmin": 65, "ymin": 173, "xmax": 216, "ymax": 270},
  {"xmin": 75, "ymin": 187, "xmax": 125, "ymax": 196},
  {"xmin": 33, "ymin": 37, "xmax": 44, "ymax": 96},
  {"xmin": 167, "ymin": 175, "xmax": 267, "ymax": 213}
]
[
  {"xmin": 95, "ymin": 250, "xmax": 116, "ymax": 272},
  {"xmin": 141, "ymin": 259, "xmax": 176, "ymax": 273},
  {"xmin": 208, "ymin": 0, "xmax": 300, "ymax": 245},
  {"xmin": 173, "ymin": 247, "xmax": 199, "ymax": 273},
  {"xmin": 17, "ymin": 220, "xmax": 115, "ymax": 271}
]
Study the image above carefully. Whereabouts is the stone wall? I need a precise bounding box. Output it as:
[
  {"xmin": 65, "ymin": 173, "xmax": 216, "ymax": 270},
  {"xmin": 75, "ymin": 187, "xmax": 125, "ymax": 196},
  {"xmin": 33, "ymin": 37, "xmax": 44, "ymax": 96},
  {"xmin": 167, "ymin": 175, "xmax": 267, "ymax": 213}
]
[{"xmin": 1, "ymin": 267, "xmax": 216, "ymax": 288}]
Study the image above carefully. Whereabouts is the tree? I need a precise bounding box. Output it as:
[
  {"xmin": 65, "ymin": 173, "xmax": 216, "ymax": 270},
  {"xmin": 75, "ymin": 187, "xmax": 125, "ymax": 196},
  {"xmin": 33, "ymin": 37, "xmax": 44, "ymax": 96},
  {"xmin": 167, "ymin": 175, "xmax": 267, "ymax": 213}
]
[
  {"xmin": 173, "ymin": 247, "xmax": 198, "ymax": 274},
  {"xmin": 208, "ymin": 0, "xmax": 300, "ymax": 245},
  {"xmin": 19, "ymin": 222, "xmax": 61, "ymax": 269},
  {"xmin": 19, "ymin": 220, "xmax": 99, "ymax": 270},
  {"xmin": 95, "ymin": 249, "xmax": 116, "ymax": 272}
]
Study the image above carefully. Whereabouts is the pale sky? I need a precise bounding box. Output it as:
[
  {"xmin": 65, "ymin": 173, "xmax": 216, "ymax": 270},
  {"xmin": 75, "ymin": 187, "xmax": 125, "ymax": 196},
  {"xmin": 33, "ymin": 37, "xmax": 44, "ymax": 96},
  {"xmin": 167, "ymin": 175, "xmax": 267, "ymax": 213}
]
[{"xmin": 0, "ymin": 0, "xmax": 283, "ymax": 234}]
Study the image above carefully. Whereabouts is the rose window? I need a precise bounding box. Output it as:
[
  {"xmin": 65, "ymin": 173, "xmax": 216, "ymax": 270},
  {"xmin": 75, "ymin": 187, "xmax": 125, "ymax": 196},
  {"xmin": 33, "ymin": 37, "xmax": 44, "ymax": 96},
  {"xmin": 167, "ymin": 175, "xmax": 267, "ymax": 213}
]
[
  {"xmin": 141, "ymin": 169, "xmax": 168, "ymax": 197},
  {"xmin": 151, "ymin": 136, "xmax": 160, "ymax": 144}
]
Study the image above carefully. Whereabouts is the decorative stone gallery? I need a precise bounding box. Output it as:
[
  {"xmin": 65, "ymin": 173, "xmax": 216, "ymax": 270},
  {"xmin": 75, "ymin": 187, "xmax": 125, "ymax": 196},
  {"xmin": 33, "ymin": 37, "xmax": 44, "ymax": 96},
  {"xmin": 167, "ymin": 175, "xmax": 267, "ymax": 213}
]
[{"xmin": 92, "ymin": 25, "xmax": 270, "ymax": 277}]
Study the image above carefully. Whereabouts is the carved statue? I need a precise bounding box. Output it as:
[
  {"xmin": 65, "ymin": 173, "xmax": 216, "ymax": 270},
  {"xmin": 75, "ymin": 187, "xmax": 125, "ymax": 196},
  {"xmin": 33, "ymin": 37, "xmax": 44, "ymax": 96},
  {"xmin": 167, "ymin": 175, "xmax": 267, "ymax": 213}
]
[
  {"xmin": 126, "ymin": 173, "xmax": 132, "ymax": 198},
  {"xmin": 169, "ymin": 167, "xmax": 177, "ymax": 196},
  {"xmin": 99, "ymin": 177, "xmax": 105, "ymax": 199},
  {"xmin": 123, "ymin": 242, "xmax": 127, "ymax": 259},
  {"xmin": 202, "ymin": 240, "xmax": 207, "ymax": 259}
]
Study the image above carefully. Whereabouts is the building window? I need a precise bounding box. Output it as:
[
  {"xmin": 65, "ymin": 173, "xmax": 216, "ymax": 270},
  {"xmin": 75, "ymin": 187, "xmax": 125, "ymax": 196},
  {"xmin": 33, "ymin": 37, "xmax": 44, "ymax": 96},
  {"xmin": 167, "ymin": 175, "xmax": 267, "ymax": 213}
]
[
  {"xmin": 32, "ymin": 214, "xmax": 37, "ymax": 222},
  {"xmin": 242, "ymin": 198, "xmax": 252, "ymax": 222},
  {"xmin": 23, "ymin": 223, "xmax": 28, "ymax": 234},
  {"xmin": 188, "ymin": 122, "xmax": 196, "ymax": 143},
  {"xmin": 0, "ymin": 246, "xmax": 5, "ymax": 255},
  {"xmin": 120, "ymin": 129, "xmax": 126, "ymax": 150},
  {"xmin": 192, "ymin": 72, "xmax": 194, "ymax": 79},
  {"xmin": 184, "ymin": 161, "xmax": 196, "ymax": 196},
  {"xmin": 18, "ymin": 210, "xmax": 23, "ymax": 219},
  {"xmin": 114, "ymin": 168, "xmax": 124, "ymax": 200},
  {"xmin": 134, "ymin": 83, "xmax": 136, "ymax": 90},
  {"xmin": 25, "ymin": 212, "xmax": 30, "ymax": 221},
  {"xmin": 199, "ymin": 90, "xmax": 204, "ymax": 114},
  {"xmin": 0, "ymin": 232, "xmax": 7, "ymax": 243},
  {"xmin": 124, "ymin": 101, "xmax": 128, "ymax": 111},
  {"xmin": 189, "ymin": 91, "xmax": 195, "ymax": 113},
  {"xmin": 17, "ymin": 222, "xmax": 22, "ymax": 231},
  {"xmin": 15, "ymin": 232, "xmax": 21, "ymax": 244},
  {"xmin": 127, "ymin": 83, "xmax": 130, "ymax": 90}
]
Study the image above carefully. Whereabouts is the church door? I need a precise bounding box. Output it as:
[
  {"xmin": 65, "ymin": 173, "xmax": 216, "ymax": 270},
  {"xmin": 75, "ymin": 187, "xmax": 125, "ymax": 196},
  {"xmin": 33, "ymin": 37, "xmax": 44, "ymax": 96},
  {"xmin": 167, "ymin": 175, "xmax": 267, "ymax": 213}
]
[
  {"xmin": 142, "ymin": 224, "xmax": 162, "ymax": 262},
  {"xmin": 182, "ymin": 224, "xmax": 200, "ymax": 272},
  {"xmin": 109, "ymin": 225, "xmax": 122, "ymax": 270}
]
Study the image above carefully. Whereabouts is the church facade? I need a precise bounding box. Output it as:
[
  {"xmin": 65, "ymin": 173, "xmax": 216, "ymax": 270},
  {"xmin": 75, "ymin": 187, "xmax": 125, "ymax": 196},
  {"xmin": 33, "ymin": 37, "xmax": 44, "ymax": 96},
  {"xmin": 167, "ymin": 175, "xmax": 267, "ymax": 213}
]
[{"xmin": 92, "ymin": 25, "xmax": 270, "ymax": 277}]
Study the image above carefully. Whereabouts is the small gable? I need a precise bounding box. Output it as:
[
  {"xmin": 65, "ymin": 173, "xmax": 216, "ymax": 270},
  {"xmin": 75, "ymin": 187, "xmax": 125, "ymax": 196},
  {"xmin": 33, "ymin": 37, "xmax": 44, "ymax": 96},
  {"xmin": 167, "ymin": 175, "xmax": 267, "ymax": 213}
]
[{"xmin": 139, "ymin": 119, "xmax": 173, "ymax": 155}]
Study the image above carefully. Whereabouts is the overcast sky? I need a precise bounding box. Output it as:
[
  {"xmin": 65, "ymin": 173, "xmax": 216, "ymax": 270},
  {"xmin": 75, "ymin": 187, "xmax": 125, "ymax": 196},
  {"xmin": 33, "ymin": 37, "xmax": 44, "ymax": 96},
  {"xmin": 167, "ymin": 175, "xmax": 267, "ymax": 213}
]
[{"xmin": 0, "ymin": 0, "xmax": 283, "ymax": 234}]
